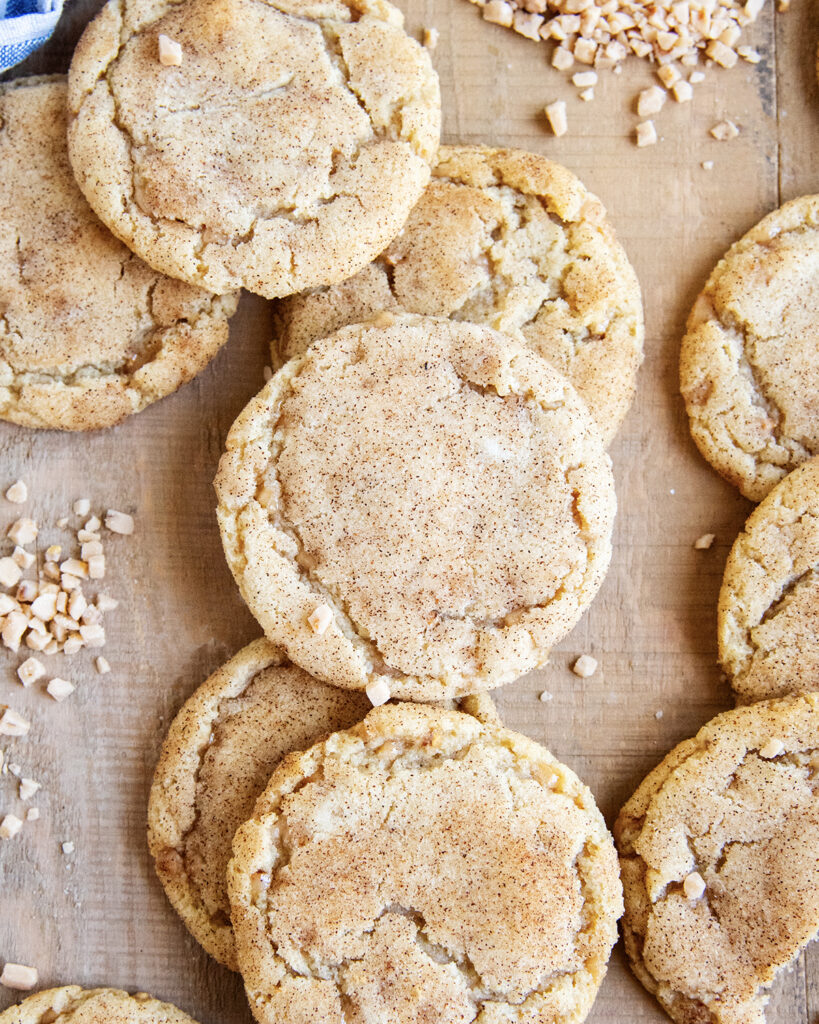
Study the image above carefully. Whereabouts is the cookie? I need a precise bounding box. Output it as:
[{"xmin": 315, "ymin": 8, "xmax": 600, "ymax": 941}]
[
  {"xmin": 615, "ymin": 693, "xmax": 819, "ymax": 1024},
  {"xmin": 147, "ymin": 638, "xmax": 498, "ymax": 969},
  {"xmin": 215, "ymin": 313, "xmax": 616, "ymax": 702},
  {"xmin": 680, "ymin": 195, "xmax": 819, "ymax": 501},
  {"xmin": 272, "ymin": 145, "xmax": 644, "ymax": 445},
  {"xmin": 66, "ymin": 0, "xmax": 440, "ymax": 299},
  {"xmin": 228, "ymin": 702, "xmax": 623, "ymax": 1024},
  {"xmin": 0, "ymin": 986, "xmax": 199, "ymax": 1024},
  {"xmin": 719, "ymin": 456, "xmax": 819, "ymax": 704},
  {"xmin": 0, "ymin": 76, "xmax": 238, "ymax": 432}
]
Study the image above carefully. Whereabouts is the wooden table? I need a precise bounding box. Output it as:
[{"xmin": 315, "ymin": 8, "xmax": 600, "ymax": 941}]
[{"xmin": 1, "ymin": 1, "xmax": 818, "ymax": 1020}]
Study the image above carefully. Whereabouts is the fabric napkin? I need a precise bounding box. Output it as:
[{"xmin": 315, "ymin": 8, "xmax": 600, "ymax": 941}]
[{"xmin": 0, "ymin": 0, "xmax": 63, "ymax": 72}]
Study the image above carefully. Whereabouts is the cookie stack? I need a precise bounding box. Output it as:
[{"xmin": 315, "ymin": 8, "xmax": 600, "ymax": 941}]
[
  {"xmin": 7, "ymin": 0, "xmax": 647, "ymax": 1016},
  {"xmin": 607, "ymin": 204, "xmax": 819, "ymax": 1024}
]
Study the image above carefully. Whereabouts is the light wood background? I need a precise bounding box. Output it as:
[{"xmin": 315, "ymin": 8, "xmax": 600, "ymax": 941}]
[{"xmin": 1, "ymin": 0, "xmax": 818, "ymax": 1020}]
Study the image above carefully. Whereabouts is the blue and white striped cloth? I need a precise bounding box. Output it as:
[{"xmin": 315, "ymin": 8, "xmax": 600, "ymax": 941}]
[{"xmin": 0, "ymin": 0, "xmax": 63, "ymax": 71}]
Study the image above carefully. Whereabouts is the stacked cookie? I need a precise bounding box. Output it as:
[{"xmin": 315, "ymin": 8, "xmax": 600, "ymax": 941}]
[
  {"xmin": 611, "ymin": 226, "xmax": 819, "ymax": 1024},
  {"xmin": 5, "ymin": 0, "xmax": 648, "ymax": 1016}
]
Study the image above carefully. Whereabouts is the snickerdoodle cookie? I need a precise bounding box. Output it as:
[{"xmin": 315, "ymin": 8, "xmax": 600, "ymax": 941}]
[
  {"xmin": 228, "ymin": 703, "xmax": 622, "ymax": 1024},
  {"xmin": 0, "ymin": 987, "xmax": 200, "ymax": 1024},
  {"xmin": 272, "ymin": 145, "xmax": 644, "ymax": 445},
  {"xmin": 147, "ymin": 638, "xmax": 497, "ymax": 968},
  {"xmin": 215, "ymin": 314, "xmax": 616, "ymax": 702},
  {"xmin": 616, "ymin": 692, "xmax": 819, "ymax": 1024},
  {"xmin": 680, "ymin": 195, "xmax": 819, "ymax": 501},
  {"xmin": 66, "ymin": 0, "xmax": 440, "ymax": 298},
  {"xmin": 719, "ymin": 456, "xmax": 819, "ymax": 704},
  {"xmin": 0, "ymin": 77, "xmax": 237, "ymax": 431}
]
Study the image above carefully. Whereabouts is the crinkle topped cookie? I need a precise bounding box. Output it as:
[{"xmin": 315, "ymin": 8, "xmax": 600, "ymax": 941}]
[
  {"xmin": 215, "ymin": 313, "xmax": 616, "ymax": 701},
  {"xmin": 272, "ymin": 145, "xmax": 644, "ymax": 445},
  {"xmin": 147, "ymin": 637, "xmax": 498, "ymax": 968},
  {"xmin": 719, "ymin": 456, "xmax": 819, "ymax": 704},
  {"xmin": 0, "ymin": 986, "xmax": 200, "ymax": 1024},
  {"xmin": 0, "ymin": 76, "xmax": 237, "ymax": 432},
  {"xmin": 680, "ymin": 195, "xmax": 819, "ymax": 501},
  {"xmin": 228, "ymin": 703, "xmax": 623, "ymax": 1024},
  {"xmin": 616, "ymin": 693, "xmax": 819, "ymax": 1024},
  {"xmin": 66, "ymin": 0, "xmax": 441, "ymax": 298}
]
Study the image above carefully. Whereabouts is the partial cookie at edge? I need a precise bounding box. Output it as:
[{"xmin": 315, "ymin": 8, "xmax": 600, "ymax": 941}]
[
  {"xmin": 228, "ymin": 702, "xmax": 623, "ymax": 1024},
  {"xmin": 680, "ymin": 194, "xmax": 819, "ymax": 501},
  {"xmin": 272, "ymin": 144, "xmax": 644, "ymax": 445},
  {"xmin": 0, "ymin": 76, "xmax": 237, "ymax": 432},
  {"xmin": 615, "ymin": 693, "xmax": 819, "ymax": 1024},
  {"xmin": 216, "ymin": 313, "xmax": 617, "ymax": 701},
  {"xmin": 719, "ymin": 456, "xmax": 819, "ymax": 704},
  {"xmin": 66, "ymin": 0, "xmax": 441, "ymax": 298},
  {"xmin": 147, "ymin": 637, "xmax": 499, "ymax": 969},
  {"xmin": 0, "ymin": 986, "xmax": 201, "ymax": 1024}
]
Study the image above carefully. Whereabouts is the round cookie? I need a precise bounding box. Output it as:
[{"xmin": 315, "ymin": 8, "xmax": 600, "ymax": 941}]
[
  {"xmin": 272, "ymin": 145, "xmax": 644, "ymax": 445},
  {"xmin": 719, "ymin": 456, "xmax": 819, "ymax": 704},
  {"xmin": 680, "ymin": 194, "xmax": 819, "ymax": 502},
  {"xmin": 228, "ymin": 702, "xmax": 623, "ymax": 1024},
  {"xmin": 0, "ymin": 76, "xmax": 238, "ymax": 432},
  {"xmin": 66, "ymin": 0, "xmax": 440, "ymax": 299},
  {"xmin": 215, "ymin": 313, "xmax": 617, "ymax": 701},
  {"xmin": 615, "ymin": 693, "xmax": 819, "ymax": 1024},
  {"xmin": 147, "ymin": 638, "xmax": 498, "ymax": 969},
  {"xmin": 0, "ymin": 987, "xmax": 200, "ymax": 1024}
]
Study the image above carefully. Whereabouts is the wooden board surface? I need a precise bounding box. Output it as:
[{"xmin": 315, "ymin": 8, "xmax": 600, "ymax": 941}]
[{"xmin": 1, "ymin": 0, "xmax": 818, "ymax": 1020}]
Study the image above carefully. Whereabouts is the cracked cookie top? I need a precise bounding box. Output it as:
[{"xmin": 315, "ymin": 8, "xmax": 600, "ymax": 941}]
[
  {"xmin": 615, "ymin": 693, "xmax": 819, "ymax": 1024},
  {"xmin": 0, "ymin": 986, "xmax": 200, "ymax": 1024},
  {"xmin": 272, "ymin": 145, "xmax": 644, "ymax": 446},
  {"xmin": 228, "ymin": 702, "xmax": 622, "ymax": 1024},
  {"xmin": 0, "ymin": 76, "xmax": 238, "ymax": 431},
  {"xmin": 719, "ymin": 456, "xmax": 819, "ymax": 704},
  {"xmin": 66, "ymin": 0, "xmax": 441, "ymax": 298},
  {"xmin": 680, "ymin": 195, "xmax": 819, "ymax": 501},
  {"xmin": 215, "ymin": 313, "xmax": 616, "ymax": 701},
  {"xmin": 147, "ymin": 638, "xmax": 499, "ymax": 969}
]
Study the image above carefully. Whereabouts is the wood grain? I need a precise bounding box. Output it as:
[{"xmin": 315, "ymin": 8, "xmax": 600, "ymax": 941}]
[{"xmin": 1, "ymin": 1, "xmax": 818, "ymax": 1021}]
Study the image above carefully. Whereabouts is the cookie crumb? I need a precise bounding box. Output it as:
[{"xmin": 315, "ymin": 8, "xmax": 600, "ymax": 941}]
[
  {"xmin": 5, "ymin": 481, "xmax": 27, "ymax": 504},
  {"xmin": 158, "ymin": 33, "xmax": 183, "ymax": 66},
  {"xmin": 683, "ymin": 870, "xmax": 706, "ymax": 899},
  {"xmin": 737, "ymin": 45, "xmax": 761, "ymax": 63},
  {"xmin": 17, "ymin": 657, "xmax": 45, "ymax": 688},
  {"xmin": 95, "ymin": 656, "xmax": 111, "ymax": 675},
  {"xmin": 0, "ymin": 963, "xmax": 38, "ymax": 990},
  {"xmin": 423, "ymin": 26, "xmax": 439, "ymax": 48},
  {"xmin": 105, "ymin": 510, "xmax": 134, "ymax": 535},
  {"xmin": 73, "ymin": 498, "xmax": 90, "ymax": 517},
  {"xmin": 365, "ymin": 679, "xmax": 391, "ymax": 706},
  {"xmin": 657, "ymin": 64, "xmax": 681, "ymax": 88},
  {"xmin": 0, "ymin": 814, "xmax": 23, "ymax": 840},
  {"xmin": 572, "ymin": 70, "xmax": 597, "ymax": 88},
  {"xmin": 539, "ymin": 689, "xmax": 553, "ymax": 702},
  {"xmin": 759, "ymin": 737, "xmax": 785, "ymax": 759},
  {"xmin": 579, "ymin": 87, "xmax": 594, "ymax": 101},
  {"xmin": 637, "ymin": 85, "xmax": 666, "ymax": 117},
  {"xmin": 61, "ymin": 840, "xmax": 75, "ymax": 854},
  {"xmin": 636, "ymin": 120, "xmax": 658, "ymax": 147},
  {"xmin": 701, "ymin": 160, "xmax": 714, "ymax": 170},
  {"xmin": 0, "ymin": 708, "xmax": 30, "ymax": 736},
  {"xmin": 690, "ymin": 71, "xmax": 705, "ymax": 84},
  {"xmin": 0, "ymin": 556, "xmax": 23, "ymax": 588},
  {"xmin": 572, "ymin": 654, "xmax": 598, "ymax": 678},
  {"xmin": 8, "ymin": 518, "xmax": 38, "ymax": 547},
  {"xmin": 482, "ymin": 0, "xmax": 514, "ymax": 26},
  {"xmin": 307, "ymin": 604, "xmax": 333, "ymax": 635},
  {"xmin": 672, "ymin": 80, "xmax": 693, "ymax": 102},
  {"xmin": 46, "ymin": 678, "xmax": 75, "ymax": 702},
  {"xmin": 19, "ymin": 777, "xmax": 39, "ymax": 801},
  {"xmin": 544, "ymin": 100, "xmax": 568, "ymax": 136},
  {"xmin": 694, "ymin": 533, "xmax": 715, "ymax": 549},
  {"xmin": 710, "ymin": 119, "xmax": 739, "ymax": 140},
  {"xmin": 12, "ymin": 546, "xmax": 34, "ymax": 570},
  {"xmin": 552, "ymin": 46, "xmax": 574, "ymax": 70}
]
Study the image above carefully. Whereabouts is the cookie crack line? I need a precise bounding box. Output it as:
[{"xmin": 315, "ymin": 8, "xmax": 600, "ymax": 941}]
[
  {"xmin": 252, "ymin": 740, "xmax": 605, "ymax": 1008},
  {"xmin": 71, "ymin": 0, "xmax": 433, "ymax": 256},
  {"xmin": 258, "ymin": 362, "xmax": 593, "ymax": 680}
]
